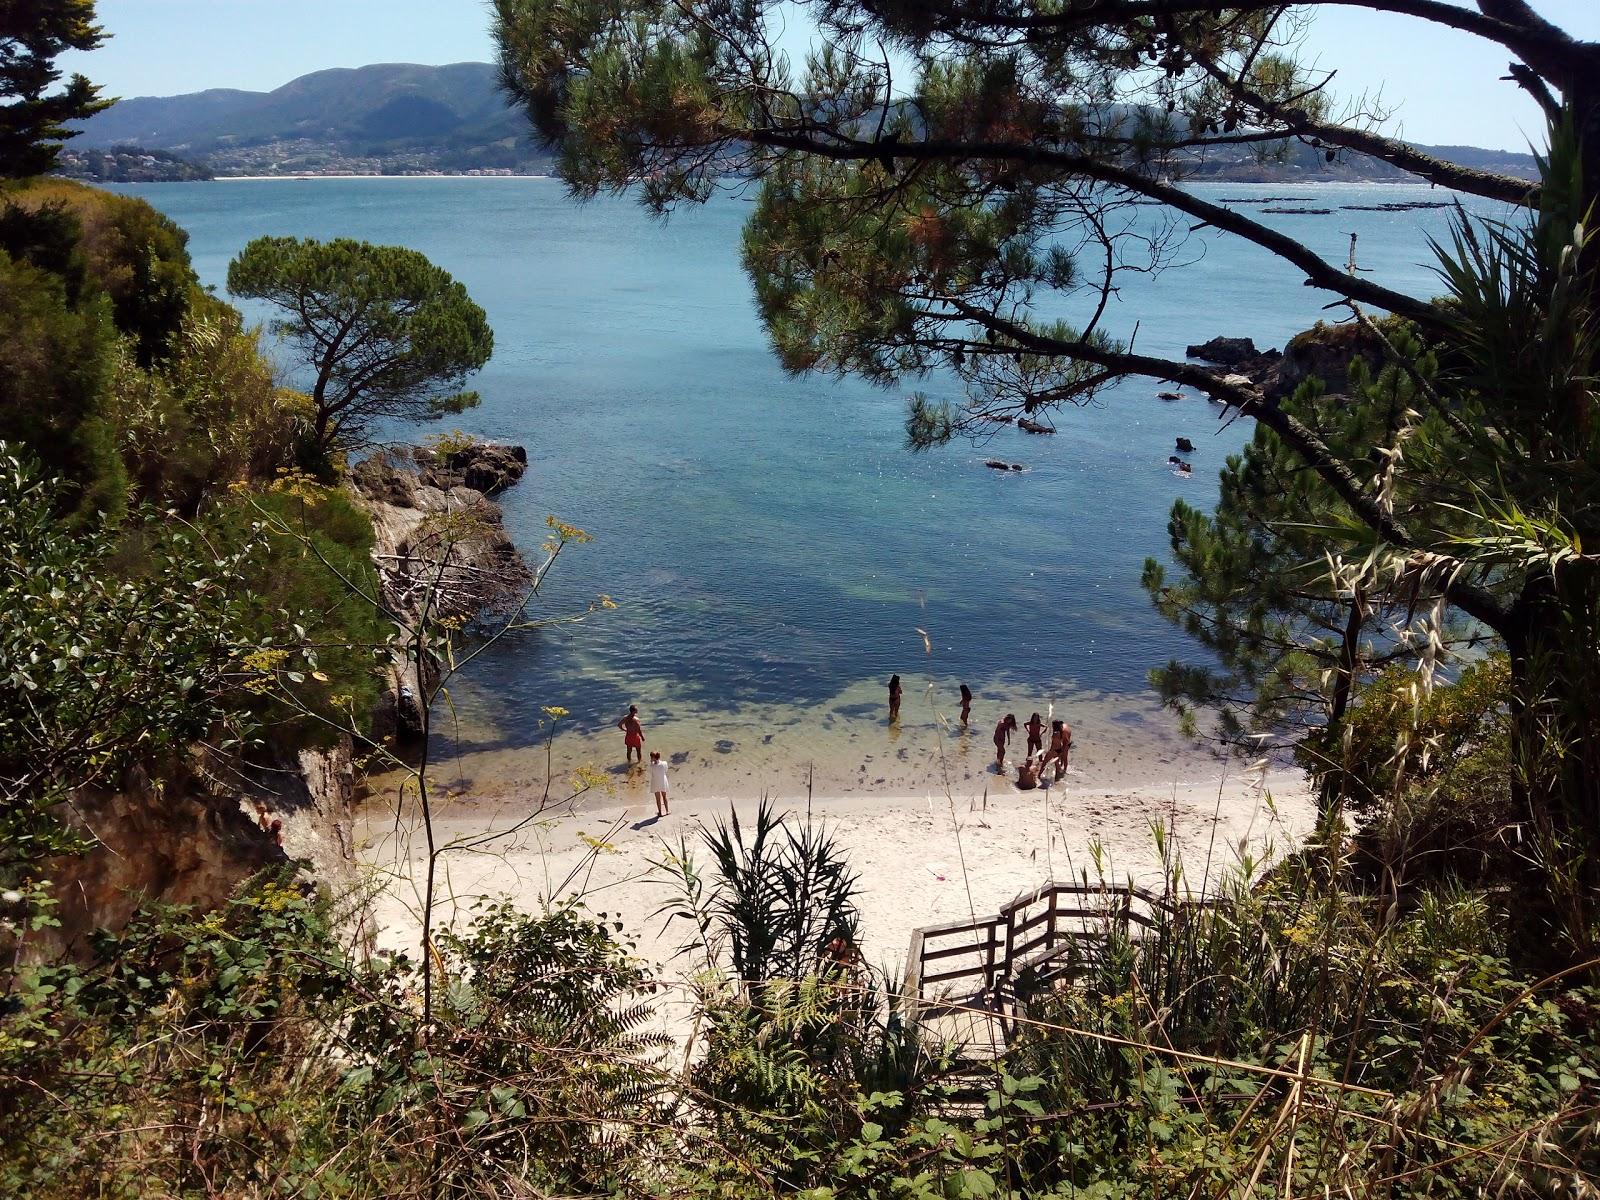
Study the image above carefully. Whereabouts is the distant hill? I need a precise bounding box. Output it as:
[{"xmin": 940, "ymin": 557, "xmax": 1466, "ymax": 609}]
[
  {"xmin": 72, "ymin": 61, "xmax": 1536, "ymax": 183},
  {"xmin": 74, "ymin": 62, "xmax": 548, "ymax": 176}
]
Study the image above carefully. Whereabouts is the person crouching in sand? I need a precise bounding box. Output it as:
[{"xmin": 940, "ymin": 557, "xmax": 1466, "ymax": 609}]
[
  {"xmin": 648, "ymin": 750, "xmax": 670, "ymax": 816},
  {"xmin": 993, "ymin": 713, "xmax": 1017, "ymax": 769},
  {"xmin": 1016, "ymin": 754, "xmax": 1040, "ymax": 790}
]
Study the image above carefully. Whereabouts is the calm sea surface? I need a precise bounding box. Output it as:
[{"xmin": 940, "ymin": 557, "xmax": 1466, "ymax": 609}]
[{"xmin": 118, "ymin": 178, "xmax": 1501, "ymax": 796}]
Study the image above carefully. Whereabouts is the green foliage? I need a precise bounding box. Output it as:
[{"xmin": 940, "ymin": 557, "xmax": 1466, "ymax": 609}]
[
  {"xmin": 105, "ymin": 289, "xmax": 306, "ymax": 512},
  {"xmin": 226, "ymin": 236, "xmax": 494, "ymax": 461},
  {"xmin": 0, "ymin": 0, "xmax": 109, "ymax": 179},
  {"xmin": 0, "ymin": 181, "xmax": 217, "ymax": 518},
  {"xmin": 203, "ymin": 478, "xmax": 390, "ymax": 746},
  {"xmin": 1141, "ymin": 323, "xmax": 1465, "ymax": 758},
  {"xmin": 995, "ymin": 874, "xmax": 1600, "ymax": 1196},
  {"xmin": 0, "ymin": 453, "xmax": 260, "ymax": 878},
  {"xmin": 1338, "ymin": 656, "xmax": 1513, "ymax": 881},
  {"xmin": 0, "ymin": 249, "xmax": 124, "ymax": 521},
  {"xmin": 9, "ymin": 180, "xmax": 199, "ymax": 365},
  {"xmin": 0, "ymin": 883, "xmax": 671, "ymax": 1200},
  {"xmin": 659, "ymin": 798, "xmax": 861, "ymax": 996}
]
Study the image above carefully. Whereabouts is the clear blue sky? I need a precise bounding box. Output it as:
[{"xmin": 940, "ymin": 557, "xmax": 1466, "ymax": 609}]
[{"xmin": 67, "ymin": 1, "xmax": 1600, "ymax": 151}]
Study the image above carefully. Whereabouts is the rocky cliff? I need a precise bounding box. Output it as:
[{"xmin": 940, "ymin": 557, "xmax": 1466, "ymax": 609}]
[
  {"xmin": 39, "ymin": 441, "xmax": 532, "ymax": 956},
  {"xmin": 346, "ymin": 441, "xmax": 531, "ymax": 742},
  {"xmin": 44, "ymin": 742, "xmax": 364, "ymax": 957}
]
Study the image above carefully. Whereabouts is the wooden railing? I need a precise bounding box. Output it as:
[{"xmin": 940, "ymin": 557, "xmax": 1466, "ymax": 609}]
[{"xmin": 903, "ymin": 881, "xmax": 1196, "ymax": 1012}]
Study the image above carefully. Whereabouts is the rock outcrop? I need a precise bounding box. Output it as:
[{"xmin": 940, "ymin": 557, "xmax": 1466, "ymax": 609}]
[
  {"xmin": 1186, "ymin": 335, "xmax": 1271, "ymax": 366},
  {"xmin": 347, "ymin": 441, "xmax": 533, "ymax": 743},
  {"xmin": 43, "ymin": 742, "xmax": 365, "ymax": 958},
  {"xmin": 1189, "ymin": 322, "xmax": 1387, "ymax": 406},
  {"xmin": 1248, "ymin": 321, "xmax": 1387, "ymax": 404}
]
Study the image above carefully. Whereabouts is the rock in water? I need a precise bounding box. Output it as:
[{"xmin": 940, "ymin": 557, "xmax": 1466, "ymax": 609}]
[
  {"xmin": 1017, "ymin": 417, "xmax": 1054, "ymax": 434},
  {"xmin": 1186, "ymin": 335, "xmax": 1264, "ymax": 365},
  {"xmin": 1175, "ymin": 437, "xmax": 1194, "ymax": 453},
  {"xmin": 1157, "ymin": 390, "xmax": 1183, "ymax": 401},
  {"xmin": 348, "ymin": 442, "xmax": 534, "ymax": 744}
]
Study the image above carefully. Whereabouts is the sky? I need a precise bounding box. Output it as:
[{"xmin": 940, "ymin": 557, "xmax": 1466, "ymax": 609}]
[{"xmin": 64, "ymin": 0, "xmax": 1600, "ymax": 152}]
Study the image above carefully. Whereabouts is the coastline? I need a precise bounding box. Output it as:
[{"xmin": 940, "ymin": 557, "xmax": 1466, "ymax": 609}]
[{"xmin": 211, "ymin": 173, "xmax": 554, "ymax": 181}]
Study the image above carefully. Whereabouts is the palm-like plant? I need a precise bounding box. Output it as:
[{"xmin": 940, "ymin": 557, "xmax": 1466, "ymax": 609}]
[{"xmin": 656, "ymin": 797, "xmax": 860, "ymax": 999}]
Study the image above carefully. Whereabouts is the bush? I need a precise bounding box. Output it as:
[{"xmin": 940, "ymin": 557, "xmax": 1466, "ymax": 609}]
[
  {"xmin": 0, "ymin": 883, "xmax": 671, "ymax": 1200},
  {"xmin": 0, "ymin": 251, "xmax": 123, "ymax": 522},
  {"xmin": 105, "ymin": 289, "xmax": 307, "ymax": 512},
  {"xmin": 203, "ymin": 478, "xmax": 391, "ymax": 747},
  {"xmin": 6, "ymin": 179, "xmax": 197, "ymax": 364}
]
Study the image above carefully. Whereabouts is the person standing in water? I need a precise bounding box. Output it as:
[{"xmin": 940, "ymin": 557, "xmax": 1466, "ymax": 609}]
[
  {"xmin": 648, "ymin": 750, "xmax": 670, "ymax": 816},
  {"xmin": 617, "ymin": 705, "xmax": 645, "ymax": 763},
  {"xmin": 1024, "ymin": 712, "xmax": 1046, "ymax": 757},
  {"xmin": 888, "ymin": 674, "xmax": 903, "ymax": 722},
  {"xmin": 993, "ymin": 713, "xmax": 1017, "ymax": 769},
  {"xmin": 959, "ymin": 684, "xmax": 973, "ymax": 727}
]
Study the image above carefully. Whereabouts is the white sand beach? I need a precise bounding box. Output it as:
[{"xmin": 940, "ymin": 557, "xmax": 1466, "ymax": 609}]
[{"xmin": 356, "ymin": 754, "xmax": 1313, "ymax": 1030}]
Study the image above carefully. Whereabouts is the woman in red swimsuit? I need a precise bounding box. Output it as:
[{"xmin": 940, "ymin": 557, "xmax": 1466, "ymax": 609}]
[{"xmin": 618, "ymin": 704, "xmax": 645, "ymax": 763}]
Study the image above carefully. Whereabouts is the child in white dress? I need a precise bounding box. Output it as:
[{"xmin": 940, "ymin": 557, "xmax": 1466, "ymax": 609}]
[{"xmin": 648, "ymin": 751, "xmax": 670, "ymax": 816}]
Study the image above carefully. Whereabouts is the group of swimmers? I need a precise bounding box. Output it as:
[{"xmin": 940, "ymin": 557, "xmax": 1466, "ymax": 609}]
[
  {"xmin": 617, "ymin": 679, "xmax": 1073, "ymax": 815},
  {"xmin": 889, "ymin": 677, "xmax": 1074, "ymax": 790},
  {"xmin": 992, "ymin": 711, "xmax": 1073, "ymax": 789}
]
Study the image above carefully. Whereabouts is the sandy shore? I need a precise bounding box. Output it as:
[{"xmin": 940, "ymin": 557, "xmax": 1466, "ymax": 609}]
[{"xmin": 355, "ymin": 760, "xmax": 1312, "ymax": 1030}]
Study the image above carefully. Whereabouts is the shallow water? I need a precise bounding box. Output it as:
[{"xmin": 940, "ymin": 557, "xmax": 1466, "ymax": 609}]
[{"xmin": 119, "ymin": 178, "xmax": 1502, "ymax": 800}]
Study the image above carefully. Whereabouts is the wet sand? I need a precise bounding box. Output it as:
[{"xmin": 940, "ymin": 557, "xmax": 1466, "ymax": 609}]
[{"xmin": 376, "ymin": 677, "xmax": 1240, "ymax": 813}]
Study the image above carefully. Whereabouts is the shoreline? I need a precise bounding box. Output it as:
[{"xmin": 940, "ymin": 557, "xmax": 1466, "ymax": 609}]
[
  {"xmin": 211, "ymin": 173, "xmax": 554, "ymax": 182},
  {"xmin": 355, "ymin": 765, "xmax": 1312, "ymax": 1037}
]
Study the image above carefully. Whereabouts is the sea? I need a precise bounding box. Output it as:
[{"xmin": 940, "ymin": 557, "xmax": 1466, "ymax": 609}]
[{"xmin": 115, "ymin": 177, "xmax": 1507, "ymax": 802}]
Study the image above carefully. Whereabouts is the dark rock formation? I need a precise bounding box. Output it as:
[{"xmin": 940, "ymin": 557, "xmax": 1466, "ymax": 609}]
[
  {"xmin": 1017, "ymin": 418, "xmax": 1054, "ymax": 435},
  {"xmin": 1157, "ymin": 390, "xmax": 1184, "ymax": 401},
  {"xmin": 347, "ymin": 441, "xmax": 533, "ymax": 744},
  {"xmin": 419, "ymin": 442, "xmax": 527, "ymax": 496},
  {"xmin": 1175, "ymin": 437, "xmax": 1194, "ymax": 453},
  {"xmin": 1186, "ymin": 336, "xmax": 1267, "ymax": 366},
  {"xmin": 984, "ymin": 459, "xmax": 1025, "ymax": 471}
]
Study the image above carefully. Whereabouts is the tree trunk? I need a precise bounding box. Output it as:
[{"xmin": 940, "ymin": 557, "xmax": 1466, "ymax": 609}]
[
  {"xmin": 1317, "ymin": 592, "xmax": 1367, "ymax": 827},
  {"xmin": 1503, "ymin": 567, "xmax": 1600, "ymax": 959}
]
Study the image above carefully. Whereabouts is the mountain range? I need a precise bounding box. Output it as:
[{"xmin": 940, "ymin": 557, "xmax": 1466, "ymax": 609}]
[
  {"xmin": 73, "ymin": 62, "xmax": 548, "ymax": 176},
  {"xmin": 70, "ymin": 61, "xmax": 1537, "ymax": 183}
]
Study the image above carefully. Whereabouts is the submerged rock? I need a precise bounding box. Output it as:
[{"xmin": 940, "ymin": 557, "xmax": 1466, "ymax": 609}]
[{"xmin": 1175, "ymin": 437, "xmax": 1194, "ymax": 453}]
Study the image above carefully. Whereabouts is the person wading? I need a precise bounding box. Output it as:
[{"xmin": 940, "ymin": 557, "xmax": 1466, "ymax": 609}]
[
  {"xmin": 993, "ymin": 713, "xmax": 1018, "ymax": 769},
  {"xmin": 617, "ymin": 705, "xmax": 645, "ymax": 763}
]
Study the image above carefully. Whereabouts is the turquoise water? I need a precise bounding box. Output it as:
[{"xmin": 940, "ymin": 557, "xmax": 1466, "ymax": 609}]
[{"xmin": 119, "ymin": 179, "xmax": 1499, "ymax": 790}]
